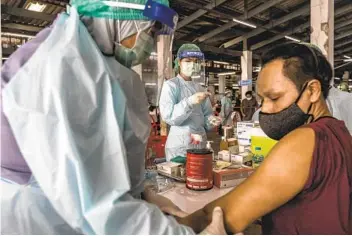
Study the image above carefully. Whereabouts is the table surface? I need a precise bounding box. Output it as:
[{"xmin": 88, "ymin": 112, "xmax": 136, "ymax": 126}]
[
  {"xmin": 160, "ymin": 182, "xmax": 233, "ymax": 214},
  {"xmin": 160, "ymin": 183, "xmax": 262, "ymax": 234}
]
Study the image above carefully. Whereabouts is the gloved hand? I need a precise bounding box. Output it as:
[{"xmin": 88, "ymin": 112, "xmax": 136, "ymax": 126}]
[
  {"xmin": 143, "ymin": 185, "xmax": 188, "ymax": 217},
  {"xmin": 199, "ymin": 207, "xmax": 227, "ymax": 235},
  {"xmin": 189, "ymin": 92, "xmax": 211, "ymax": 105},
  {"xmin": 208, "ymin": 115, "xmax": 222, "ymax": 127}
]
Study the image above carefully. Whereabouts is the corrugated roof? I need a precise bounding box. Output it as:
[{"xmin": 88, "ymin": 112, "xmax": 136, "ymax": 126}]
[{"xmin": 2, "ymin": 0, "xmax": 352, "ymax": 73}]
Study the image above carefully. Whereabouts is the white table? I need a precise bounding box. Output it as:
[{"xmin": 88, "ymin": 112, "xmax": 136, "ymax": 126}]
[
  {"xmin": 160, "ymin": 182, "xmax": 233, "ymax": 214},
  {"xmin": 160, "ymin": 183, "xmax": 262, "ymax": 234}
]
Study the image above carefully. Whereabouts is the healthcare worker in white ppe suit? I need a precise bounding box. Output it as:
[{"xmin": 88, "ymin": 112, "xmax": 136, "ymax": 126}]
[
  {"xmin": 220, "ymin": 89, "xmax": 234, "ymax": 126},
  {"xmin": 159, "ymin": 44, "xmax": 221, "ymax": 161},
  {"xmin": 326, "ymin": 78, "xmax": 352, "ymax": 134},
  {"xmin": 0, "ymin": 0, "xmax": 226, "ymax": 234}
]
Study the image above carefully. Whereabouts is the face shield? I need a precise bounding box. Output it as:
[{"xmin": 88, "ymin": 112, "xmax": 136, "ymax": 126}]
[
  {"xmin": 179, "ymin": 51, "xmax": 205, "ymax": 84},
  {"xmin": 96, "ymin": 0, "xmax": 177, "ymax": 68},
  {"xmin": 142, "ymin": 0, "xmax": 178, "ymax": 107},
  {"xmin": 98, "ymin": 1, "xmax": 177, "ymax": 107},
  {"xmin": 102, "ymin": 0, "xmax": 178, "ymax": 42}
]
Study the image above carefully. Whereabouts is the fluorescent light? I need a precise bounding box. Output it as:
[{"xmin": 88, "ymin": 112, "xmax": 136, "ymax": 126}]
[
  {"xmin": 253, "ymin": 66, "xmax": 261, "ymax": 72},
  {"xmin": 150, "ymin": 52, "xmax": 157, "ymax": 56},
  {"xmin": 214, "ymin": 61, "xmax": 230, "ymax": 65},
  {"xmin": 25, "ymin": 2, "xmax": 47, "ymax": 12},
  {"xmin": 214, "ymin": 83, "xmax": 219, "ymax": 86},
  {"xmin": 145, "ymin": 83, "xmax": 157, "ymax": 86},
  {"xmin": 232, "ymin": 18, "xmax": 257, "ymax": 28},
  {"xmin": 2, "ymin": 32, "xmax": 34, "ymax": 38},
  {"xmin": 343, "ymin": 55, "xmax": 351, "ymax": 59},
  {"xmin": 218, "ymin": 72, "xmax": 237, "ymax": 76},
  {"xmin": 2, "ymin": 57, "xmax": 9, "ymax": 60},
  {"xmin": 285, "ymin": 36, "xmax": 301, "ymax": 42},
  {"xmin": 103, "ymin": 1, "xmax": 145, "ymax": 10}
]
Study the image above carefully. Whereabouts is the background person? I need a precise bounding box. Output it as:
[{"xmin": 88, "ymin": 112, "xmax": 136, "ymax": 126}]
[
  {"xmin": 220, "ymin": 89, "xmax": 234, "ymax": 126},
  {"xmin": 241, "ymin": 91, "xmax": 258, "ymax": 121},
  {"xmin": 168, "ymin": 42, "xmax": 352, "ymax": 235},
  {"xmin": 159, "ymin": 44, "xmax": 220, "ymax": 161},
  {"xmin": 326, "ymin": 77, "xmax": 352, "ymax": 134}
]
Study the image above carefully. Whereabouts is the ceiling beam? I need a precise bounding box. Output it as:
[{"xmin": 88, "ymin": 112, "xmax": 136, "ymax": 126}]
[
  {"xmin": 222, "ymin": 4, "xmax": 309, "ymax": 48},
  {"xmin": 175, "ymin": 39, "xmax": 241, "ymax": 57},
  {"xmin": 2, "ymin": 23, "xmax": 43, "ymax": 32},
  {"xmin": 175, "ymin": 39, "xmax": 260, "ymax": 59},
  {"xmin": 250, "ymin": 22, "xmax": 309, "ymax": 51},
  {"xmin": 335, "ymin": 29, "xmax": 352, "ymax": 41},
  {"xmin": 1, "ymin": 5, "xmax": 56, "ymax": 22},
  {"xmin": 336, "ymin": 45, "xmax": 352, "ymax": 55},
  {"xmin": 195, "ymin": 0, "xmax": 285, "ymax": 43},
  {"xmin": 335, "ymin": 39, "xmax": 352, "ymax": 49},
  {"xmin": 176, "ymin": 0, "xmax": 229, "ymax": 30},
  {"xmin": 335, "ymin": 18, "xmax": 352, "ymax": 30},
  {"xmin": 2, "ymin": 47, "xmax": 16, "ymax": 56},
  {"xmin": 335, "ymin": 3, "xmax": 352, "ymax": 17}
]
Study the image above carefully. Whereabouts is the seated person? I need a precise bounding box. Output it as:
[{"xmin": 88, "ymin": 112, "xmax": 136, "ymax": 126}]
[{"xmin": 169, "ymin": 42, "xmax": 352, "ymax": 234}]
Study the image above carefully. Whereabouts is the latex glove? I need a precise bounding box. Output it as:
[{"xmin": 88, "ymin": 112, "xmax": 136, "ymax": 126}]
[
  {"xmin": 143, "ymin": 186, "xmax": 188, "ymax": 217},
  {"xmin": 191, "ymin": 133, "xmax": 203, "ymax": 144},
  {"xmin": 189, "ymin": 92, "xmax": 211, "ymax": 105},
  {"xmin": 199, "ymin": 207, "xmax": 227, "ymax": 235},
  {"xmin": 208, "ymin": 115, "xmax": 222, "ymax": 126},
  {"xmin": 161, "ymin": 205, "xmax": 189, "ymax": 218}
]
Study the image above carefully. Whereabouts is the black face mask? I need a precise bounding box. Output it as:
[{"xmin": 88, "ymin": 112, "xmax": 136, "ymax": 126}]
[{"xmin": 259, "ymin": 83, "xmax": 313, "ymax": 141}]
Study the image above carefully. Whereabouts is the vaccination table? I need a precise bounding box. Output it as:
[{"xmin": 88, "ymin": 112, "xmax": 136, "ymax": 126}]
[{"xmin": 160, "ymin": 183, "xmax": 262, "ymax": 234}]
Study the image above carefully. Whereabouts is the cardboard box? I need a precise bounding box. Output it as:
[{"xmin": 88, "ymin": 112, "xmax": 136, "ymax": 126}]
[
  {"xmin": 237, "ymin": 122, "xmax": 255, "ymax": 146},
  {"xmin": 226, "ymin": 138, "xmax": 239, "ymax": 154},
  {"xmin": 213, "ymin": 167, "xmax": 255, "ymax": 188},
  {"xmin": 157, "ymin": 162, "xmax": 181, "ymax": 176},
  {"xmin": 218, "ymin": 150, "xmax": 230, "ymax": 162},
  {"xmin": 222, "ymin": 126, "xmax": 233, "ymax": 139},
  {"xmin": 230, "ymin": 152, "xmax": 252, "ymax": 167}
]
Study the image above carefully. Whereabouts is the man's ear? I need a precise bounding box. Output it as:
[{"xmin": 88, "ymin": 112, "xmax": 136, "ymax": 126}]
[{"xmin": 307, "ymin": 79, "xmax": 322, "ymax": 103}]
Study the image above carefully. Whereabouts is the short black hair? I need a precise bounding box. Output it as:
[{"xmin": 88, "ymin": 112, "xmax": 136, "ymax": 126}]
[
  {"xmin": 261, "ymin": 42, "xmax": 333, "ymax": 98},
  {"xmin": 245, "ymin": 91, "xmax": 252, "ymax": 96}
]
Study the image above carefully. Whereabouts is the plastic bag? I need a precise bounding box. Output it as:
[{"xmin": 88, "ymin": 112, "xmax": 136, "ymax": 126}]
[{"xmin": 145, "ymin": 172, "xmax": 175, "ymax": 194}]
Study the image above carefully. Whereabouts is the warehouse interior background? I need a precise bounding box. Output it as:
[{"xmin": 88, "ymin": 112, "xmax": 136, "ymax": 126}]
[{"xmin": 1, "ymin": 0, "xmax": 352, "ymax": 103}]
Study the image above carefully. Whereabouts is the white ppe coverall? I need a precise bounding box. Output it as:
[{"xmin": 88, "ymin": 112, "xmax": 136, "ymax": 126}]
[
  {"xmin": 326, "ymin": 87, "xmax": 352, "ymax": 135},
  {"xmin": 159, "ymin": 76, "xmax": 213, "ymax": 161},
  {"xmin": 1, "ymin": 9, "xmax": 194, "ymax": 235}
]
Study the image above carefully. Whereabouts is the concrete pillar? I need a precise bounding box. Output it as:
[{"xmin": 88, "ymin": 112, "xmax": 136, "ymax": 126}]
[
  {"xmin": 219, "ymin": 75, "xmax": 226, "ymax": 96},
  {"xmin": 241, "ymin": 50, "xmax": 252, "ymax": 99},
  {"xmin": 132, "ymin": 64, "xmax": 143, "ymax": 80},
  {"xmin": 157, "ymin": 35, "xmax": 173, "ymax": 136},
  {"xmin": 310, "ymin": 0, "xmax": 334, "ymax": 67}
]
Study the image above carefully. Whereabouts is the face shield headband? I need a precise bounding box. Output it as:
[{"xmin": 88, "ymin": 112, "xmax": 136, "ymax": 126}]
[{"xmin": 102, "ymin": 0, "xmax": 178, "ymax": 36}]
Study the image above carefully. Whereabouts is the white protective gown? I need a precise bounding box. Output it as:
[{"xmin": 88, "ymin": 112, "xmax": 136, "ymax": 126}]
[
  {"xmin": 326, "ymin": 87, "xmax": 352, "ymax": 134},
  {"xmin": 220, "ymin": 96, "xmax": 233, "ymax": 126},
  {"xmin": 1, "ymin": 8, "xmax": 194, "ymax": 235},
  {"xmin": 159, "ymin": 76, "xmax": 214, "ymax": 161}
]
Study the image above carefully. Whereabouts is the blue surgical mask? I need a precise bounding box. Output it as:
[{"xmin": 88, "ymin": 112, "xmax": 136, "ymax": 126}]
[{"xmin": 114, "ymin": 31, "xmax": 154, "ymax": 68}]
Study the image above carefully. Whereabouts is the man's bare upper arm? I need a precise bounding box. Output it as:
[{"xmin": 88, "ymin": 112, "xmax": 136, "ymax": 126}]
[{"xmin": 205, "ymin": 127, "xmax": 316, "ymax": 233}]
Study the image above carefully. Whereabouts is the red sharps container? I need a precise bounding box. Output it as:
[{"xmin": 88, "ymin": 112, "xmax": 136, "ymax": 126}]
[{"xmin": 186, "ymin": 149, "xmax": 213, "ymax": 190}]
